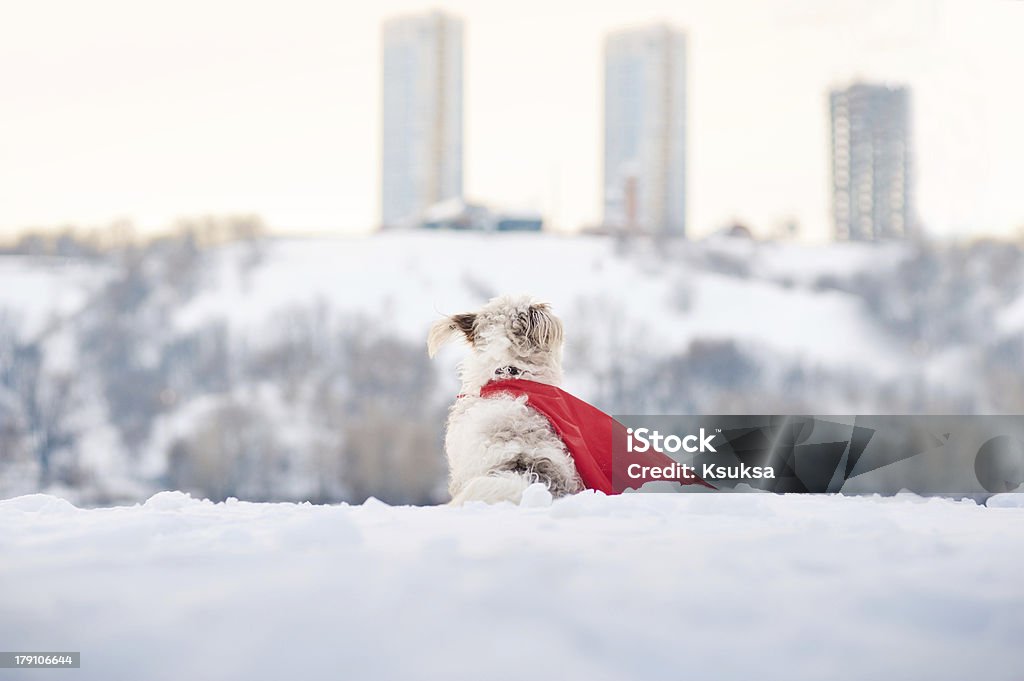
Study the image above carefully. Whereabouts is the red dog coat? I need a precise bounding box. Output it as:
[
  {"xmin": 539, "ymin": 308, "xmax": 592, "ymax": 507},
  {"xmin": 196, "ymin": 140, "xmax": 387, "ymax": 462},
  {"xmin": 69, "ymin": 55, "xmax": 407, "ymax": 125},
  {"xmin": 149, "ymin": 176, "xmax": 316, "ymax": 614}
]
[{"xmin": 478, "ymin": 378, "xmax": 713, "ymax": 494}]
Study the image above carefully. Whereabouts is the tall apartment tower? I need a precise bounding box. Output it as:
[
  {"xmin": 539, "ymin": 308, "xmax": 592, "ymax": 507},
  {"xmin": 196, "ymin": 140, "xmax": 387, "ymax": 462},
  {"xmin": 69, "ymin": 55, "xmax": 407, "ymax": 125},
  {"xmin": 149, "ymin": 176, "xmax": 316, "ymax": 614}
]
[
  {"xmin": 830, "ymin": 82, "xmax": 913, "ymax": 241},
  {"xmin": 380, "ymin": 11, "xmax": 463, "ymax": 228},
  {"xmin": 603, "ymin": 24, "xmax": 687, "ymax": 236}
]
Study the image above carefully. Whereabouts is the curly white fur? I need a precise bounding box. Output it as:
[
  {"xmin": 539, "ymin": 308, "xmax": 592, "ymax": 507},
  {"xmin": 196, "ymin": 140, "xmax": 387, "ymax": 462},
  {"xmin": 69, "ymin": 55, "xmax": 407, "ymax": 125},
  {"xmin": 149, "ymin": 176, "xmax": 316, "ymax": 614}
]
[{"xmin": 428, "ymin": 295, "xmax": 583, "ymax": 505}]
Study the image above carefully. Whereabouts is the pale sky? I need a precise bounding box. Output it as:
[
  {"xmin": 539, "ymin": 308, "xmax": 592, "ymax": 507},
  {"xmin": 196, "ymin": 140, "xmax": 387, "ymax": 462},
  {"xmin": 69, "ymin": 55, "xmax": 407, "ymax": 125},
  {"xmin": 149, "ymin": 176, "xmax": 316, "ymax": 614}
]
[{"xmin": 1, "ymin": 0, "xmax": 1022, "ymax": 240}]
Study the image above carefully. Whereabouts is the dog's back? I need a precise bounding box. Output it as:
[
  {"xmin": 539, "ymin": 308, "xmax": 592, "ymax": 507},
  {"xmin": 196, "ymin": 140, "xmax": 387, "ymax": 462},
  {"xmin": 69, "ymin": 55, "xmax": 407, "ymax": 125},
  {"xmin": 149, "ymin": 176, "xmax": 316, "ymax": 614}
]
[
  {"xmin": 428, "ymin": 295, "xmax": 582, "ymax": 504},
  {"xmin": 445, "ymin": 392, "xmax": 581, "ymax": 504}
]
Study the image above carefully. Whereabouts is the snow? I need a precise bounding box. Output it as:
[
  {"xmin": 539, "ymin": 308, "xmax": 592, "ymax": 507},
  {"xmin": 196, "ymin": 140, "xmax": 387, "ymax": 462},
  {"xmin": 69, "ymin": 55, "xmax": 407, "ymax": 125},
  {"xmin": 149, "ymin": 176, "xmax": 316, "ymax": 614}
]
[
  {"xmin": 688, "ymin": 271, "xmax": 901, "ymax": 371},
  {"xmin": 987, "ymin": 493, "xmax": 1024, "ymax": 508},
  {"xmin": 172, "ymin": 232, "xmax": 908, "ymax": 374},
  {"xmin": 751, "ymin": 238, "xmax": 908, "ymax": 286},
  {"xmin": 518, "ymin": 481, "xmax": 554, "ymax": 507},
  {"xmin": 996, "ymin": 289, "xmax": 1024, "ymax": 336},
  {"xmin": 1, "ymin": 491, "xmax": 1020, "ymax": 681},
  {"xmin": 0, "ymin": 256, "xmax": 105, "ymax": 340}
]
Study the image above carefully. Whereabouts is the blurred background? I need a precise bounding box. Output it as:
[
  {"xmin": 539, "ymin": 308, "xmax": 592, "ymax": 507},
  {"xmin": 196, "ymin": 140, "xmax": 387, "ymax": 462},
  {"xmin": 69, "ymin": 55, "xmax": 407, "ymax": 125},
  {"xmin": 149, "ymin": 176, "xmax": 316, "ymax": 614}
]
[{"xmin": 0, "ymin": 0, "xmax": 1022, "ymax": 505}]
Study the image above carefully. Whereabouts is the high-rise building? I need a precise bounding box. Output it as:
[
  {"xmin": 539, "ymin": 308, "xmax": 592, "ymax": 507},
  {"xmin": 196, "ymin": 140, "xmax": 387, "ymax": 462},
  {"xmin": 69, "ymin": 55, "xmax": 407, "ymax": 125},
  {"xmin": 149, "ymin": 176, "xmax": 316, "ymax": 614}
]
[
  {"xmin": 830, "ymin": 82, "xmax": 913, "ymax": 241},
  {"xmin": 380, "ymin": 11, "xmax": 463, "ymax": 228},
  {"xmin": 603, "ymin": 24, "xmax": 687, "ymax": 236}
]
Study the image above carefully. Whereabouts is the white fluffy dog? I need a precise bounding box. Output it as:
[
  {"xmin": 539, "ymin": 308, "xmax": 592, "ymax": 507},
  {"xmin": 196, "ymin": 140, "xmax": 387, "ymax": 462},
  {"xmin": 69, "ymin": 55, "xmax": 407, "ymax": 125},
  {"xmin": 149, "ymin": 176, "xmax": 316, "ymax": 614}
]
[{"xmin": 428, "ymin": 295, "xmax": 583, "ymax": 505}]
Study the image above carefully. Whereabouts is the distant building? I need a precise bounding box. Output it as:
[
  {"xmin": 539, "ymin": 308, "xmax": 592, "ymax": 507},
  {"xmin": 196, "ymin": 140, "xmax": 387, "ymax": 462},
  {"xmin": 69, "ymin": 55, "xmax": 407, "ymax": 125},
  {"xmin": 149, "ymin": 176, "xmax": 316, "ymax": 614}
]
[
  {"xmin": 494, "ymin": 210, "xmax": 543, "ymax": 232},
  {"xmin": 603, "ymin": 24, "xmax": 687, "ymax": 237},
  {"xmin": 380, "ymin": 11, "xmax": 463, "ymax": 228},
  {"xmin": 830, "ymin": 82, "xmax": 913, "ymax": 241},
  {"xmin": 421, "ymin": 199, "xmax": 543, "ymax": 232},
  {"xmin": 421, "ymin": 199, "xmax": 489, "ymax": 231}
]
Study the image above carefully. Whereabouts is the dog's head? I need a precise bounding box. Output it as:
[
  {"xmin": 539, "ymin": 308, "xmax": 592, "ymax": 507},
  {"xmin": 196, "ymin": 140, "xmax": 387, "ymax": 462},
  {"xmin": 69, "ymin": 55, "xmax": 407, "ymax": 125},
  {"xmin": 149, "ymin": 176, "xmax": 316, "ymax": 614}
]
[{"xmin": 427, "ymin": 295, "xmax": 564, "ymax": 394}]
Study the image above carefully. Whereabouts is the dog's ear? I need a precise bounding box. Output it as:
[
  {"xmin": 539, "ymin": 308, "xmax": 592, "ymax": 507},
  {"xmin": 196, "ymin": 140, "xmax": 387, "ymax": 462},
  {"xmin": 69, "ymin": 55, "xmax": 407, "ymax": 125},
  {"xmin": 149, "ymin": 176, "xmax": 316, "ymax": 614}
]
[
  {"xmin": 511, "ymin": 302, "xmax": 563, "ymax": 352},
  {"xmin": 427, "ymin": 313, "xmax": 477, "ymax": 357},
  {"xmin": 528, "ymin": 303, "xmax": 563, "ymax": 350}
]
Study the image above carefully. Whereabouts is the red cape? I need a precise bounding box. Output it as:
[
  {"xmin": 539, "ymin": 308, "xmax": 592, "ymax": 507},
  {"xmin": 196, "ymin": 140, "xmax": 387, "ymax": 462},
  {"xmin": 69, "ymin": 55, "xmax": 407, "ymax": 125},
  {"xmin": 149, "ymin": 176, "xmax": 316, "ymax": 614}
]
[{"xmin": 478, "ymin": 379, "xmax": 713, "ymax": 494}]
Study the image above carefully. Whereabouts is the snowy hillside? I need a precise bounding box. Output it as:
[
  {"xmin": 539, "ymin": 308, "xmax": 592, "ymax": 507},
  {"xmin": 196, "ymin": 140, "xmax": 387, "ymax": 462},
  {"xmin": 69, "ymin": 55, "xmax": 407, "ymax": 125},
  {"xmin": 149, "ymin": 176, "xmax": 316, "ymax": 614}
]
[
  {"xmin": 0, "ymin": 490, "xmax": 1021, "ymax": 681},
  {"xmin": 1, "ymin": 231, "xmax": 1023, "ymax": 504},
  {"xmin": 173, "ymin": 233, "xmax": 906, "ymax": 370}
]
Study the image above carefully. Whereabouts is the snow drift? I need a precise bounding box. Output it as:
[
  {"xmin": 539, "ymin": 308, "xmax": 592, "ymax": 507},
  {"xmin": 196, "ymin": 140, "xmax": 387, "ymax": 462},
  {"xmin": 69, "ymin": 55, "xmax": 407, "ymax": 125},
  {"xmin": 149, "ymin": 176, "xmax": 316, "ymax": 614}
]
[{"xmin": 0, "ymin": 490, "xmax": 1021, "ymax": 681}]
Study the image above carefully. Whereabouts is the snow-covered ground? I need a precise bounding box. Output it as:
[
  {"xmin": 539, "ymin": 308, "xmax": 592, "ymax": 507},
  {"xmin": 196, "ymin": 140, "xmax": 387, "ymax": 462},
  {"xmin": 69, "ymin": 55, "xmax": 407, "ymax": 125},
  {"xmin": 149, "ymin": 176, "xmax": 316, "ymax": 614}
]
[
  {"xmin": 1, "ymin": 232, "xmax": 1021, "ymax": 503},
  {"xmin": 0, "ymin": 256, "xmax": 106, "ymax": 340},
  {"xmin": 174, "ymin": 233, "xmax": 911, "ymax": 375},
  {"xmin": 1, "ymin": 490, "xmax": 1021, "ymax": 681}
]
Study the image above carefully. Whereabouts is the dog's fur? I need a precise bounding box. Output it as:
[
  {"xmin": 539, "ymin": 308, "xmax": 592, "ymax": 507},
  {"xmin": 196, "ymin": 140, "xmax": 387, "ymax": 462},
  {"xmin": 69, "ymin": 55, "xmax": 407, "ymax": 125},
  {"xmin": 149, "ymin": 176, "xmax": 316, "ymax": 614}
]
[{"xmin": 428, "ymin": 295, "xmax": 583, "ymax": 504}]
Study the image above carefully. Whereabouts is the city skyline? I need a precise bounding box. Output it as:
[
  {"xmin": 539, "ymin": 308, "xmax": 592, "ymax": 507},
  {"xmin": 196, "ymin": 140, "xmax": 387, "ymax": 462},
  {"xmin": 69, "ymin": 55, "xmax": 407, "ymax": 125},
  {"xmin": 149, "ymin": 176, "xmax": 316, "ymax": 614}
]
[
  {"xmin": 381, "ymin": 10, "xmax": 464, "ymax": 228},
  {"xmin": 603, "ymin": 24, "xmax": 687, "ymax": 236},
  {"xmin": 830, "ymin": 83, "xmax": 913, "ymax": 241},
  {"xmin": 1, "ymin": 0, "xmax": 1022, "ymax": 240}
]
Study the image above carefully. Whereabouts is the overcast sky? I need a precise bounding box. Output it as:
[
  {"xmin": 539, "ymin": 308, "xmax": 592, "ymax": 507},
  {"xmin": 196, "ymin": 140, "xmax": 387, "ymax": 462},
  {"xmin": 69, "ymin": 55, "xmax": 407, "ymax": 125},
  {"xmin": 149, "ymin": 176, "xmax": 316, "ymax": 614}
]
[{"xmin": 2, "ymin": 0, "xmax": 1021, "ymax": 240}]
